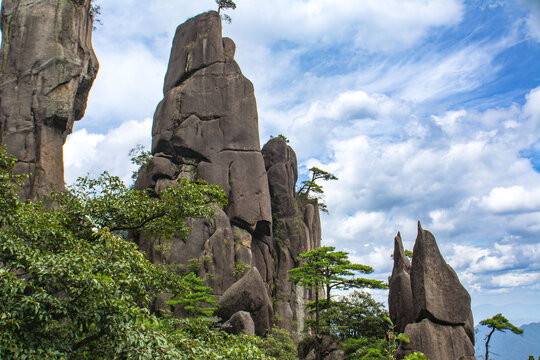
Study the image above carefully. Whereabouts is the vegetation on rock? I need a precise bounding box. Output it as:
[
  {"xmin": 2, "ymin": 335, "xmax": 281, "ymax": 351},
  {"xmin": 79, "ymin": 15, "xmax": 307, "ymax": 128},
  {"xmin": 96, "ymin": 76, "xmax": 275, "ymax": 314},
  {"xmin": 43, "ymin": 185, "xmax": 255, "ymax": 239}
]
[{"xmin": 0, "ymin": 146, "xmax": 276, "ymax": 359}]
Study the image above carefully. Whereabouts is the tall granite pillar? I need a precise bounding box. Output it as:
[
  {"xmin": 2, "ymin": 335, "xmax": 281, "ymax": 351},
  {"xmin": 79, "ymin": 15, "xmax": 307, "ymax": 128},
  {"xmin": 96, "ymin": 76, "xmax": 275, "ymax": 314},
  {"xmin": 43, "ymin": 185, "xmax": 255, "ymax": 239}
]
[
  {"xmin": 137, "ymin": 12, "xmax": 322, "ymax": 335},
  {"xmin": 262, "ymin": 137, "xmax": 321, "ymax": 335},
  {"xmin": 135, "ymin": 11, "xmax": 275, "ymax": 335},
  {"xmin": 390, "ymin": 222, "xmax": 476, "ymax": 360},
  {"xmin": 0, "ymin": 0, "xmax": 99, "ymax": 200}
]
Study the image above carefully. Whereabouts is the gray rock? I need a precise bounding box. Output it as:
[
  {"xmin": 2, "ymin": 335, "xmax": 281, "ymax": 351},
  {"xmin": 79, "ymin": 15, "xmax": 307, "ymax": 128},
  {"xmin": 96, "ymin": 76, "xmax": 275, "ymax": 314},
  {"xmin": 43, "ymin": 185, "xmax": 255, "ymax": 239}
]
[
  {"xmin": 397, "ymin": 319, "xmax": 476, "ymax": 360},
  {"xmin": 411, "ymin": 222, "xmax": 471, "ymax": 325},
  {"xmin": 163, "ymin": 11, "xmax": 225, "ymax": 94},
  {"xmin": 262, "ymin": 137, "xmax": 298, "ymax": 217},
  {"xmin": 198, "ymin": 150, "xmax": 272, "ymax": 234},
  {"xmin": 223, "ymin": 311, "xmax": 255, "ymax": 335},
  {"xmin": 388, "ymin": 232, "xmax": 414, "ymax": 333},
  {"xmin": 0, "ymin": 0, "xmax": 98, "ymax": 200},
  {"xmin": 216, "ymin": 268, "xmax": 273, "ymax": 336}
]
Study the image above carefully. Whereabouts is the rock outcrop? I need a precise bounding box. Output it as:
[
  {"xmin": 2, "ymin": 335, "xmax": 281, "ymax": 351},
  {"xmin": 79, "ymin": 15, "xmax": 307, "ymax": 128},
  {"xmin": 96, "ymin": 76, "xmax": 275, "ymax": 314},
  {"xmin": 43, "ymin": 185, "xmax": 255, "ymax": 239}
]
[
  {"xmin": 390, "ymin": 223, "xmax": 476, "ymax": 360},
  {"xmin": 262, "ymin": 137, "xmax": 321, "ymax": 334},
  {"xmin": 216, "ymin": 268, "xmax": 273, "ymax": 336},
  {"xmin": 388, "ymin": 232, "xmax": 414, "ymax": 333},
  {"xmin": 137, "ymin": 11, "xmax": 321, "ymax": 334},
  {"xmin": 0, "ymin": 0, "xmax": 98, "ymax": 200}
]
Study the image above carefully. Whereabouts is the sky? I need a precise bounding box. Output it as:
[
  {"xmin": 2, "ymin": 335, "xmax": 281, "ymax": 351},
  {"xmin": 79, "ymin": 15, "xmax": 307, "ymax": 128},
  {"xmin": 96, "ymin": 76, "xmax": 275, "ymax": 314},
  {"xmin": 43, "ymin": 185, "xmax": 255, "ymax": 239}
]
[{"xmin": 27, "ymin": 0, "xmax": 540, "ymax": 326}]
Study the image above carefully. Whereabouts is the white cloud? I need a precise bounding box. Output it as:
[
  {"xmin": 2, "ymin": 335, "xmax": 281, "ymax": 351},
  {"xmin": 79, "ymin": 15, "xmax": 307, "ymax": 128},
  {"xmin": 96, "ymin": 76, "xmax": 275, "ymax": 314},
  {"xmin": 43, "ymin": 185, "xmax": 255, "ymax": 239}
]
[
  {"xmin": 491, "ymin": 272, "xmax": 540, "ymax": 287},
  {"xmin": 519, "ymin": 0, "xmax": 540, "ymax": 42},
  {"xmin": 64, "ymin": 119, "xmax": 152, "ymax": 185},
  {"xmin": 481, "ymin": 186, "xmax": 540, "ymax": 213}
]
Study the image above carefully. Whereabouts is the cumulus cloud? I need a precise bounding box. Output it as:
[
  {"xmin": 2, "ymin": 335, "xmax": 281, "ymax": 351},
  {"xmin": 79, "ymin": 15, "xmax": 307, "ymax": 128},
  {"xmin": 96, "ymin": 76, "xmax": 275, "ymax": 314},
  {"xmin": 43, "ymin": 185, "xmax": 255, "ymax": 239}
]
[
  {"xmin": 64, "ymin": 119, "xmax": 152, "ymax": 185},
  {"xmin": 480, "ymin": 186, "xmax": 540, "ymax": 213}
]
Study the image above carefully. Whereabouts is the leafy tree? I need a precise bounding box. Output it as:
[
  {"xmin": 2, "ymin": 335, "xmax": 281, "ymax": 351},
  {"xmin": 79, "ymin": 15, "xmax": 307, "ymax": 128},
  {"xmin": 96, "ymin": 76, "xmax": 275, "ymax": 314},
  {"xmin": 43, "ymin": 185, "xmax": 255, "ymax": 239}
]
[
  {"xmin": 0, "ymin": 146, "xmax": 239, "ymax": 359},
  {"xmin": 215, "ymin": 0, "xmax": 236, "ymax": 23},
  {"xmin": 297, "ymin": 166, "xmax": 338, "ymax": 213},
  {"xmin": 288, "ymin": 247, "xmax": 386, "ymax": 360},
  {"xmin": 320, "ymin": 291, "xmax": 389, "ymax": 341},
  {"xmin": 129, "ymin": 144, "xmax": 152, "ymax": 181},
  {"xmin": 270, "ymin": 134, "xmax": 290, "ymax": 143},
  {"xmin": 480, "ymin": 313, "xmax": 523, "ymax": 360},
  {"xmin": 258, "ymin": 326, "xmax": 298, "ymax": 360}
]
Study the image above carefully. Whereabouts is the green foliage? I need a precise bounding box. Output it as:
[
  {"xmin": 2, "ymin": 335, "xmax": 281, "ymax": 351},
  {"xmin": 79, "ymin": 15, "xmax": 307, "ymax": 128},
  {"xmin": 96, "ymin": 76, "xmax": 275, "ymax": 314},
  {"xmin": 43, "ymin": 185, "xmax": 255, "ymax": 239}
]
[
  {"xmin": 89, "ymin": 1, "xmax": 102, "ymax": 28},
  {"xmin": 61, "ymin": 171, "xmax": 227, "ymax": 241},
  {"xmin": 233, "ymin": 260, "xmax": 252, "ymax": 279},
  {"xmin": 164, "ymin": 317, "xmax": 276, "ymax": 360},
  {"xmin": 129, "ymin": 144, "xmax": 153, "ymax": 181},
  {"xmin": 259, "ymin": 327, "xmax": 299, "ymax": 360},
  {"xmin": 216, "ymin": 0, "xmax": 236, "ymax": 22},
  {"xmin": 0, "ymin": 147, "xmax": 245, "ymax": 359},
  {"xmin": 289, "ymin": 246, "xmax": 387, "ymax": 307},
  {"xmin": 297, "ymin": 166, "xmax": 338, "ymax": 213},
  {"xmin": 480, "ymin": 313, "xmax": 523, "ymax": 360},
  {"xmin": 166, "ymin": 273, "xmax": 217, "ymax": 317},
  {"xmin": 319, "ymin": 291, "xmax": 389, "ymax": 341},
  {"xmin": 288, "ymin": 246, "xmax": 386, "ymax": 352},
  {"xmin": 270, "ymin": 134, "xmax": 290, "ymax": 143}
]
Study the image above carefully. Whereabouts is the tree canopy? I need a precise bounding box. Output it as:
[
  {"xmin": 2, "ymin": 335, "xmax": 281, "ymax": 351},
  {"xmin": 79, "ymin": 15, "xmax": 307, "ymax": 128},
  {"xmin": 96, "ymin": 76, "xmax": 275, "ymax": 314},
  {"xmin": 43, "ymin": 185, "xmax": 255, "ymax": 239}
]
[
  {"xmin": 296, "ymin": 167, "xmax": 338, "ymax": 213},
  {"xmin": 480, "ymin": 313, "xmax": 523, "ymax": 360},
  {"xmin": 0, "ymin": 146, "xmax": 277, "ymax": 359}
]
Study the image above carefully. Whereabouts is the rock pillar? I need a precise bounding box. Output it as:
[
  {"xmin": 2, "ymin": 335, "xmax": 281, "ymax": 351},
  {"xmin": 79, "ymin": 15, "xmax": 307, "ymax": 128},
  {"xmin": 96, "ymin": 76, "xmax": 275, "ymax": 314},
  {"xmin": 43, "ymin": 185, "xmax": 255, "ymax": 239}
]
[{"xmin": 0, "ymin": 0, "xmax": 98, "ymax": 200}]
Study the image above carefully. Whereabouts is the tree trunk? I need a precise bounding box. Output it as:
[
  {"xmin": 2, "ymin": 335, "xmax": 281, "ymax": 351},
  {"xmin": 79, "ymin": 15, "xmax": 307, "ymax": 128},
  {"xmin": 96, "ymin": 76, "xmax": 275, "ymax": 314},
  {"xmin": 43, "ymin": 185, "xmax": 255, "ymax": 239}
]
[{"xmin": 485, "ymin": 328, "xmax": 495, "ymax": 360}]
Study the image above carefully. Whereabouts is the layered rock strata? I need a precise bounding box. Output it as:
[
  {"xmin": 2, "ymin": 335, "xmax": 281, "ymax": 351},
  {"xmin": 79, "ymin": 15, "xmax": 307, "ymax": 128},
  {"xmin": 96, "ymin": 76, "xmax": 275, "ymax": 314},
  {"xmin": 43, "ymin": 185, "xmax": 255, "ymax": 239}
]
[
  {"xmin": 390, "ymin": 223, "xmax": 475, "ymax": 360},
  {"xmin": 137, "ymin": 11, "xmax": 321, "ymax": 334},
  {"xmin": 0, "ymin": 0, "xmax": 98, "ymax": 200}
]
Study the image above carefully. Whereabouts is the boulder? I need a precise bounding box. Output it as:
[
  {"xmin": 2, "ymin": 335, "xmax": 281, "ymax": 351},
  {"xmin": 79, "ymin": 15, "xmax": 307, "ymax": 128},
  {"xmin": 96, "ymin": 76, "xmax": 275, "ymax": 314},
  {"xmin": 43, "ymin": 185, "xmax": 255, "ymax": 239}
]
[
  {"xmin": 411, "ymin": 222, "xmax": 471, "ymax": 325},
  {"xmin": 216, "ymin": 268, "xmax": 273, "ymax": 336},
  {"xmin": 388, "ymin": 232, "xmax": 414, "ymax": 333},
  {"xmin": 223, "ymin": 311, "xmax": 255, "ymax": 335},
  {"xmin": 0, "ymin": 0, "xmax": 98, "ymax": 200},
  {"xmin": 397, "ymin": 319, "xmax": 476, "ymax": 360}
]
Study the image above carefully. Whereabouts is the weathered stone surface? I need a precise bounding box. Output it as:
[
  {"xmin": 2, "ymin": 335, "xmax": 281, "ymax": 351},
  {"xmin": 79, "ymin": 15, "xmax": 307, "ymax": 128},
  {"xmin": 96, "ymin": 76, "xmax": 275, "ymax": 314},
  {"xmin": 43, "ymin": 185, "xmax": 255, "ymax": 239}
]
[
  {"xmin": 397, "ymin": 319, "xmax": 476, "ymax": 360},
  {"xmin": 163, "ymin": 11, "xmax": 225, "ymax": 94},
  {"xmin": 223, "ymin": 311, "xmax": 255, "ymax": 335},
  {"xmin": 299, "ymin": 336, "xmax": 345, "ymax": 360},
  {"xmin": 216, "ymin": 268, "xmax": 273, "ymax": 336},
  {"xmin": 390, "ymin": 224, "xmax": 475, "ymax": 359},
  {"xmin": 388, "ymin": 232, "xmax": 414, "ymax": 333},
  {"xmin": 198, "ymin": 151, "xmax": 272, "ymax": 234},
  {"xmin": 262, "ymin": 138, "xmax": 298, "ymax": 217},
  {"xmin": 411, "ymin": 222, "xmax": 471, "ymax": 325},
  {"xmin": 0, "ymin": 0, "xmax": 98, "ymax": 200},
  {"xmin": 151, "ymin": 11, "xmax": 271, "ymax": 234}
]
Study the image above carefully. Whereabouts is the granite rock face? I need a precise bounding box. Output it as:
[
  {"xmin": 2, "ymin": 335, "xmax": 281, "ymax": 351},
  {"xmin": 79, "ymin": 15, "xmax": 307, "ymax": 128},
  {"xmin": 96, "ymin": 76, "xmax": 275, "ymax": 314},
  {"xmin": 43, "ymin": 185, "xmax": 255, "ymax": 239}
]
[
  {"xmin": 388, "ymin": 232, "xmax": 414, "ymax": 333},
  {"xmin": 262, "ymin": 137, "xmax": 320, "ymax": 334},
  {"xmin": 222, "ymin": 311, "xmax": 256, "ymax": 335},
  {"xmin": 0, "ymin": 0, "xmax": 98, "ymax": 200},
  {"xmin": 138, "ymin": 11, "xmax": 321, "ymax": 334},
  {"xmin": 397, "ymin": 319, "xmax": 476, "ymax": 360},
  {"xmin": 150, "ymin": 10, "xmax": 271, "ymax": 235},
  {"xmin": 411, "ymin": 223, "xmax": 471, "ymax": 325},
  {"xmin": 390, "ymin": 223, "xmax": 476, "ymax": 360},
  {"xmin": 216, "ymin": 268, "xmax": 273, "ymax": 336}
]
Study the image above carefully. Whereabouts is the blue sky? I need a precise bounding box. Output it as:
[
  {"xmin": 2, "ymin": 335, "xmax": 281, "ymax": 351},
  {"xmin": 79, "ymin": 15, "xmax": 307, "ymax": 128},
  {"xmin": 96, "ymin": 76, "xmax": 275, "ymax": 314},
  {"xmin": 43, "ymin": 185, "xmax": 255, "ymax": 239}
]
[{"xmin": 39, "ymin": 0, "xmax": 540, "ymax": 326}]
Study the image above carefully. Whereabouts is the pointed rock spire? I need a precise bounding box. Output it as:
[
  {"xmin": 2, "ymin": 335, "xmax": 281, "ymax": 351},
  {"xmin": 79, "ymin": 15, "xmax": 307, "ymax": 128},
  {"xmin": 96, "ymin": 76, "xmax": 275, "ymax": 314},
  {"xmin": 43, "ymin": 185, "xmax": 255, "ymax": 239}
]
[{"xmin": 389, "ymin": 232, "xmax": 414, "ymax": 333}]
